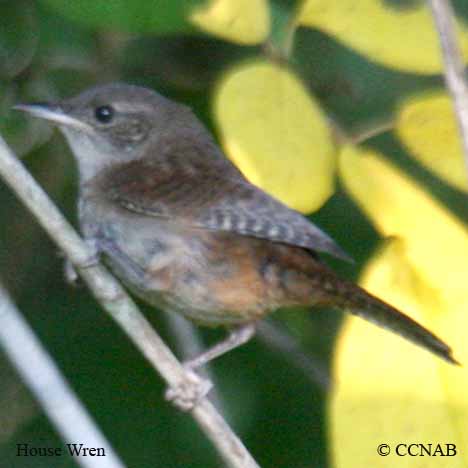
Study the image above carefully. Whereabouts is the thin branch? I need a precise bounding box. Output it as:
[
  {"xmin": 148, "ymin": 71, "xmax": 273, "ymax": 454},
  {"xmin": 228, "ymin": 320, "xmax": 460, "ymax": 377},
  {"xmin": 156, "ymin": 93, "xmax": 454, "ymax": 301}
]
[
  {"xmin": 428, "ymin": 0, "xmax": 468, "ymax": 180},
  {"xmin": 349, "ymin": 119, "xmax": 395, "ymax": 146},
  {"xmin": 257, "ymin": 320, "xmax": 330, "ymax": 390},
  {"xmin": 0, "ymin": 281, "xmax": 126, "ymax": 468},
  {"xmin": 0, "ymin": 135, "xmax": 260, "ymax": 468},
  {"xmin": 163, "ymin": 312, "xmax": 226, "ymax": 412}
]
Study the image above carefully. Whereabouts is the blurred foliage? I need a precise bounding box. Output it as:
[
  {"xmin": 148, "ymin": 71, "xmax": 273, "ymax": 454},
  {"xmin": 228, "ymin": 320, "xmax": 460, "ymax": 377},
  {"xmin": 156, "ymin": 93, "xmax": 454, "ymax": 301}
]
[
  {"xmin": 396, "ymin": 92, "xmax": 468, "ymax": 192},
  {"xmin": 0, "ymin": 1, "xmax": 467, "ymax": 468},
  {"xmin": 334, "ymin": 146, "xmax": 468, "ymax": 466},
  {"xmin": 190, "ymin": 0, "xmax": 270, "ymax": 44},
  {"xmin": 213, "ymin": 59, "xmax": 335, "ymax": 212},
  {"xmin": 299, "ymin": 0, "xmax": 468, "ymax": 73},
  {"xmin": 40, "ymin": 0, "xmax": 204, "ymax": 34}
]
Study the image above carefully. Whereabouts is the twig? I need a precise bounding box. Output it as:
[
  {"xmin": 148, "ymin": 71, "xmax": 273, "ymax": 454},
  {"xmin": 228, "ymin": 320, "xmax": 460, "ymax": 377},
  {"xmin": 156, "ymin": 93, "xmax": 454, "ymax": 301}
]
[
  {"xmin": 349, "ymin": 120, "xmax": 395, "ymax": 146},
  {"xmin": 0, "ymin": 135, "xmax": 260, "ymax": 468},
  {"xmin": 257, "ymin": 320, "xmax": 330, "ymax": 390},
  {"xmin": 428, "ymin": 0, "xmax": 468, "ymax": 180},
  {"xmin": 163, "ymin": 312, "xmax": 226, "ymax": 412},
  {"xmin": 0, "ymin": 281, "xmax": 126, "ymax": 468}
]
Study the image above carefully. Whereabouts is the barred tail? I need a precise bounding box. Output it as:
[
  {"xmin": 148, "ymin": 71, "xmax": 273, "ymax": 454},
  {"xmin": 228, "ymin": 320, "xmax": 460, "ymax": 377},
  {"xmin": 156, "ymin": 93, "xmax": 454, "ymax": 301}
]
[{"xmin": 331, "ymin": 280, "xmax": 458, "ymax": 365}]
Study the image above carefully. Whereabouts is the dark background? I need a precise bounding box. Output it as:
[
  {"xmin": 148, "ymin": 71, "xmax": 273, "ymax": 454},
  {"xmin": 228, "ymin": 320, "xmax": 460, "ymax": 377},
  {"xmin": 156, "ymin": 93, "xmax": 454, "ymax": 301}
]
[{"xmin": 1, "ymin": 1, "xmax": 468, "ymax": 467}]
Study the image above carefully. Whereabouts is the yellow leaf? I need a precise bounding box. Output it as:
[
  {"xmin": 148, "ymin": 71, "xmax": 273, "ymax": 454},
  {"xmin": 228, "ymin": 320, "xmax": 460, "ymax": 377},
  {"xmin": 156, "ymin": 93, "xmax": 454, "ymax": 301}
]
[
  {"xmin": 213, "ymin": 60, "xmax": 336, "ymax": 213},
  {"xmin": 396, "ymin": 92, "xmax": 468, "ymax": 192},
  {"xmin": 330, "ymin": 145, "xmax": 468, "ymax": 466},
  {"xmin": 189, "ymin": 0, "xmax": 269, "ymax": 45},
  {"xmin": 299, "ymin": 0, "xmax": 468, "ymax": 74},
  {"xmin": 331, "ymin": 240, "xmax": 468, "ymax": 466},
  {"xmin": 339, "ymin": 146, "xmax": 468, "ymax": 294}
]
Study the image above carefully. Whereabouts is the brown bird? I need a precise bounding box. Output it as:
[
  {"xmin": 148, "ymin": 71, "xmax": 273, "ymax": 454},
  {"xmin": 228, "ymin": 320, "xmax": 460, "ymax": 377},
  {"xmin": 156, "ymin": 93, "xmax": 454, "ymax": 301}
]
[{"xmin": 15, "ymin": 83, "xmax": 457, "ymax": 407}]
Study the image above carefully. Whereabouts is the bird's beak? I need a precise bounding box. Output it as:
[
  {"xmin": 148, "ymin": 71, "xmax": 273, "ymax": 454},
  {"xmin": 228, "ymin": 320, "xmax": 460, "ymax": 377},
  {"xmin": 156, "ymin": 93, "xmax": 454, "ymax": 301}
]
[{"xmin": 13, "ymin": 103, "xmax": 91, "ymax": 133}]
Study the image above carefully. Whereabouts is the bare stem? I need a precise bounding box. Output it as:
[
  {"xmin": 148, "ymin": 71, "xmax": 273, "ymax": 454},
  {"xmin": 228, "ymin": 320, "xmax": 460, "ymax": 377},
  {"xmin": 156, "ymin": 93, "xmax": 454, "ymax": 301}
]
[
  {"xmin": 428, "ymin": 0, "xmax": 468, "ymax": 181},
  {"xmin": 257, "ymin": 320, "xmax": 330, "ymax": 390},
  {"xmin": 0, "ymin": 135, "xmax": 260, "ymax": 468},
  {"xmin": 0, "ymin": 282, "xmax": 126, "ymax": 468},
  {"xmin": 163, "ymin": 312, "xmax": 227, "ymax": 412}
]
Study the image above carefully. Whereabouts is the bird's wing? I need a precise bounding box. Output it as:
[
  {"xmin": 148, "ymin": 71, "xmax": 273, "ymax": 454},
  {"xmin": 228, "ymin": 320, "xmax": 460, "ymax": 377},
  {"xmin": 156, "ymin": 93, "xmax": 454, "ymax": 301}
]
[{"xmin": 100, "ymin": 156, "xmax": 350, "ymax": 261}]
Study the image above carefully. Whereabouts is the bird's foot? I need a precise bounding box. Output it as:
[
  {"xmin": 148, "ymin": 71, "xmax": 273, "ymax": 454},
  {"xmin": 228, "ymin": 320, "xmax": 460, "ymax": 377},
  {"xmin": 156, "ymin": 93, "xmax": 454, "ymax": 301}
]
[
  {"xmin": 165, "ymin": 367, "xmax": 213, "ymax": 411},
  {"xmin": 63, "ymin": 258, "xmax": 80, "ymax": 286},
  {"xmin": 81, "ymin": 238, "xmax": 102, "ymax": 268},
  {"xmin": 62, "ymin": 238, "xmax": 102, "ymax": 286}
]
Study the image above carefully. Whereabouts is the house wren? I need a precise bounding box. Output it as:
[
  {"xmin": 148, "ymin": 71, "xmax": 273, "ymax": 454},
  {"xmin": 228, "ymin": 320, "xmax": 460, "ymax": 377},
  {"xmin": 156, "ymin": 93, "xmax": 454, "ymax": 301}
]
[{"xmin": 15, "ymin": 83, "xmax": 457, "ymax": 406}]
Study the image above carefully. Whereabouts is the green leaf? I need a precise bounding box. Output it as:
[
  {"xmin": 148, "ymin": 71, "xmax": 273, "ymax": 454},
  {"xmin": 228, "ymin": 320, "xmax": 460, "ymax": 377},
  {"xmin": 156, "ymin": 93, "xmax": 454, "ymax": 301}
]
[
  {"xmin": 267, "ymin": 0, "xmax": 301, "ymax": 55},
  {"xmin": 39, "ymin": 0, "xmax": 204, "ymax": 34},
  {"xmin": 0, "ymin": 1, "xmax": 38, "ymax": 79}
]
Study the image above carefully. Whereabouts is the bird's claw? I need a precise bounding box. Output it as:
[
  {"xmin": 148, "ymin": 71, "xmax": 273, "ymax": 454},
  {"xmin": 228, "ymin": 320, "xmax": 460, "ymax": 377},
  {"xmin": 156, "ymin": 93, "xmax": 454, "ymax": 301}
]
[
  {"xmin": 165, "ymin": 368, "xmax": 213, "ymax": 411},
  {"xmin": 64, "ymin": 259, "xmax": 80, "ymax": 286},
  {"xmin": 63, "ymin": 251, "xmax": 100, "ymax": 287}
]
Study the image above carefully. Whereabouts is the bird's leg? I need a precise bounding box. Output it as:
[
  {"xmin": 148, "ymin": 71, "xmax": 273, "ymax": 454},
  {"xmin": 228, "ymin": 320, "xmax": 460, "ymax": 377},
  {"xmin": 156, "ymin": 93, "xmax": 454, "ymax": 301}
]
[
  {"xmin": 165, "ymin": 324, "xmax": 255, "ymax": 411},
  {"xmin": 185, "ymin": 323, "xmax": 256, "ymax": 370}
]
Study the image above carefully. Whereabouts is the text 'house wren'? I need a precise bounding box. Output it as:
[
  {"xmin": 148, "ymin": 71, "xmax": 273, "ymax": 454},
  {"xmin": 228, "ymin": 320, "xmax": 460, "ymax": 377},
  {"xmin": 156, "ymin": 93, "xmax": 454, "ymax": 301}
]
[{"xmin": 15, "ymin": 83, "xmax": 457, "ymax": 407}]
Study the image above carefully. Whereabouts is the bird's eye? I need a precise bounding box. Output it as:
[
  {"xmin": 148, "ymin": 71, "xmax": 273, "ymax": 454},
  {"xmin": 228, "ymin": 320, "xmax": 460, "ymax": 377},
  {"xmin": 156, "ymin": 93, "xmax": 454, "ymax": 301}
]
[{"xmin": 94, "ymin": 105, "xmax": 114, "ymax": 123}]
